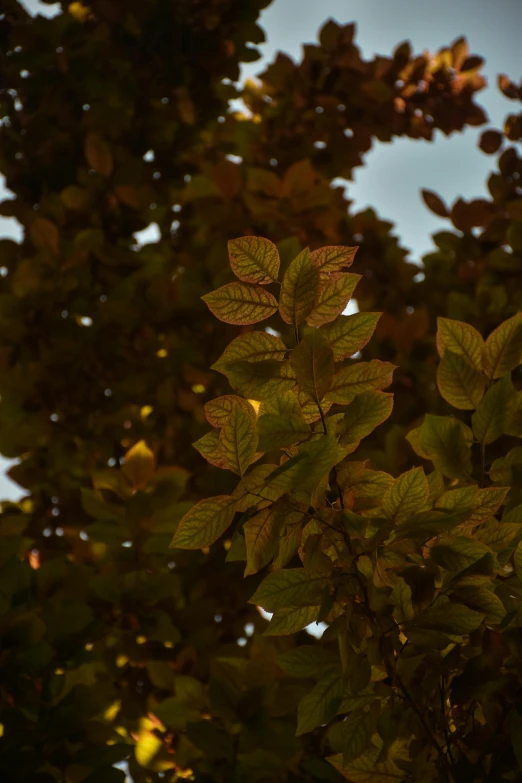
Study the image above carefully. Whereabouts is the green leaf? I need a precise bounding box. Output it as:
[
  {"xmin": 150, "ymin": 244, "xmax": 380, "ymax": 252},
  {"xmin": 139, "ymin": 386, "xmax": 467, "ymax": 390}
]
[
  {"xmin": 327, "ymin": 748, "xmax": 405, "ymax": 782},
  {"xmin": 339, "ymin": 391, "xmax": 394, "ymax": 446},
  {"xmin": 325, "ymin": 361, "xmax": 396, "ymax": 404},
  {"xmin": 340, "ymin": 711, "xmax": 373, "ymax": 764},
  {"xmin": 276, "ymin": 646, "xmax": 339, "ymax": 678},
  {"xmin": 382, "ymin": 467, "xmax": 429, "ymax": 524},
  {"xmin": 223, "ymin": 359, "xmax": 296, "ymax": 401},
  {"xmin": 290, "ymin": 329, "xmax": 335, "ymax": 404},
  {"xmin": 204, "ymin": 395, "xmax": 257, "ymax": 428},
  {"xmin": 436, "ymin": 486, "xmax": 508, "ymax": 526},
  {"xmin": 228, "ymin": 236, "xmax": 279, "ymax": 284},
  {"xmin": 453, "ymin": 586, "xmax": 506, "ymax": 623},
  {"xmin": 411, "ymin": 602, "xmax": 484, "ymax": 635},
  {"xmin": 296, "ymin": 669, "xmax": 344, "ymax": 735},
  {"xmin": 306, "ymin": 273, "xmax": 361, "ymax": 327},
  {"xmin": 490, "ymin": 447, "xmax": 522, "ymax": 484},
  {"xmin": 482, "ymin": 313, "xmax": 522, "ymax": 379},
  {"xmin": 322, "ymin": 313, "xmax": 381, "ymax": 361},
  {"xmin": 193, "ymin": 429, "xmax": 227, "ymax": 469},
  {"xmin": 505, "ymin": 390, "xmax": 522, "ymax": 436},
  {"xmin": 218, "ymin": 404, "xmax": 258, "ymax": 475},
  {"xmin": 211, "ymin": 331, "xmax": 287, "ymax": 373},
  {"xmin": 437, "ymin": 316, "xmax": 484, "ymax": 370},
  {"xmin": 244, "ymin": 506, "xmax": 285, "ymax": 575},
  {"xmin": 202, "ymin": 282, "xmax": 278, "ymax": 325},
  {"xmin": 310, "ymin": 245, "xmax": 358, "ymax": 273},
  {"xmin": 430, "ymin": 537, "xmax": 493, "ymax": 574},
  {"xmin": 259, "ymin": 389, "xmax": 302, "ymax": 418},
  {"xmin": 263, "ymin": 605, "xmax": 320, "ymax": 636},
  {"xmin": 153, "ymin": 697, "xmax": 200, "ymax": 731},
  {"xmin": 122, "ymin": 440, "xmax": 155, "ymax": 489},
  {"xmin": 249, "ymin": 568, "xmax": 326, "ymax": 611},
  {"xmin": 279, "ymin": 248, "xmax": 320, "ymax": 326},
  {"xmin": 257, "ymin": 413, "xmax": 310, "ymax": 452},
  {"xmin": 436, "ymin": 349, "xmax": 485, "ymax": 410},
  {"xmin": 408, "ymin": 414, "xmax": 472, "ymax": 479},
  {"xmin": 170, "ymin": 496, "xmax": 237, "ymax": 549},
  {"xmin": 472, "ymin": 376, "xmax": 516, "ymax": 444},
  {"xmin": 390, "ymin": 577, "xmax": 414, "ymax": 623}
]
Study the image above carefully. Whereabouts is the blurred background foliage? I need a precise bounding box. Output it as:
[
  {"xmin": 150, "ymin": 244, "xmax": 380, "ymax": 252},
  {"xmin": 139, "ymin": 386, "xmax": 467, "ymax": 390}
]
[{"xmin": 1, "ymin": 1, "xmax": 522, "ymax": 781}]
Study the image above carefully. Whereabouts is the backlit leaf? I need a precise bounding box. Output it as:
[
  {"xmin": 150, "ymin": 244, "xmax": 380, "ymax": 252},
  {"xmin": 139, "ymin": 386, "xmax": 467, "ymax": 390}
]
[
  {"xmin": 339, "ymin": 391, "xmax": 394, "ymax": 446},
  {"xmin": 325, "ymin": 361, "xmax": 396, "ymax": 404},
  {"xmin": 382, "ymin": 467, "xmax": 429, "ymax": 524},
  {"xmin": 263, "ymin": 605, "xmax": 320, "ymax": 636},
  {"xmin": 193, "ymin": 430, "xmax": 227, "ymax": 469},
  {"xmin": 249, "ymin": 568, "xmax": 326, "ymax": 611},
  {"xmin": 472, "ymin": 376, "xmax": 516, "ymax": 444},
  {"xmin": 306, "ymin": 273, "xmax": 361, "ymax": 327},
  {"xmin": 219, "ymin": 404, "xmax": 258, "ymax": 475},
  {"xmin": 437, "ymin": 349, "xmax": 485, "ymax": 409},
  {"xmin": 257, "ymin": 413, "xmax": 310, "ymax": 452},
  {"xmin": 482, "ymin": 313, "xmax": 522, "ymax": 379},
  {"xmin": 202, "ymin": 282, "xmax": 278, "ymax": 325},
  {"xmin": 223, "ymin": 359, "xmax": 296, "ymax": 400},
  {"xmin": 204, "ymin": 395, "xmax": 257, "ymax": 427},
  {"xmin": 122, "ymin": 440, "xmax": 155, "ymax": 489},
  {"xmin": 437, "ymin": 317, "xmax": 484, "ymax": 370},
  {"xmin": 290, "ymin": 329, "xmax": 335, "ymax": 404},
  {"xmin": 310, "ymin": 245, "xmax": 358, "ymax": 273},
  {"xmin": 170, "ymin": 496, "xmax": 237, "ymax": 549},
  {"xmin": 244, "ymin": 506, "xmax": 285, "ymax": 575},
  {"xmin": 296, "ymin": 669, "xmax": 344, "ymax": 735},
  {"xmin": 430, "ymin": 537, "xmax": 493, "ymax": 574},
  {"xmin": 408, "ymin": 414, "xmax": 472, "ymax": 479},
  {"xmin": 259, "ymin": 389, "xmax": 302, "ymax": 418},
  {"xmin": 228, "ymin": 236, "xmax": 280, "ymax": 284},
  {"xmin": 322, "ymin": 312, "xmax": 381, "ymax": 361},
  {"xmin": 279, "ymin": 248, "xmax": 320, "ymax": 326}
]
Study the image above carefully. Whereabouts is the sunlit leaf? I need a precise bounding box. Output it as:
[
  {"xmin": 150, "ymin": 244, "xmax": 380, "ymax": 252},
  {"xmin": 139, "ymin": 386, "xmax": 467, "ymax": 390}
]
[
  {"xmin": 325, "ymin": 361, "xmax": 396, "ymax": 404},
  {"xmin": 193, "ymin": 429, "xmax": 227, "ymax": 469},
  {"xmin": 122, "ymin": 440, "xmax": 155, "ymax": 489},
  {"xmin": 306, "ymin": 273, "xmax": 361, "ymax": 327},
  {"xmin": 202, "ymin": 282, "xmax": 278, "ymax": 325},
  {"xmin": 279, "ymin": 248, "xmax": 320, "ymax": 326},
  {"xmin": 228, "ymin": 235, "xmax": 280, "ymax": 284},
  {"xmin": 437, "ymin": 349, "xmax": 485, "ymax": 409},
  {"xmin": 322, "ymin": 313, "xmax": 381, "ymax": 361},
  {"xmin": 204, "ymin": 395, "xmax": 257, "ymax": 427},
  {"xmin": 482, "ymin": 313, "xmax": 522, "ymax": 379},
  {"xmin": 170, "ymin": 496, "xmax": 237, "ymax": 549}
]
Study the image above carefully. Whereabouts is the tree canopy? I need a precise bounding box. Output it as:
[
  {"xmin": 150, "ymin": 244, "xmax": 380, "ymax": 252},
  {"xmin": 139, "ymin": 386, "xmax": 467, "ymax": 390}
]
[{"xmin": 1, "ymin": 2, "xmax": 522, "ymax": 782}]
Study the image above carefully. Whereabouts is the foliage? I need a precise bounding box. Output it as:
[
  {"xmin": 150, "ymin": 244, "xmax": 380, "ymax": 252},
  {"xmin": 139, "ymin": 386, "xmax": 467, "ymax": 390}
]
[
  {"xmin": 174, "ymin": 237, "xmax": 522, "ymax": 783},
  {"xmin": 1, "ymin": 1, "xmax": 522, "ymax": 782}
]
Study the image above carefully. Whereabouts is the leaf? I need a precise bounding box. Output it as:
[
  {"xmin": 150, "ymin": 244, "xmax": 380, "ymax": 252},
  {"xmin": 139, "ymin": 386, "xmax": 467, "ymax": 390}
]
[
  {"xmin": 482, "ymin": 313, "xmax": 522, "ymax": 379},
  {"xmin": 85, "ymin": 132, "xmax": 114, "ymax": 177},
  {"xmin": 212, "ymin": 331, "xmax": 287, "ymax": 373},
  {"xmin": 276, "ymin": 646, "xmax": 339, "ymax": 678},
  {"xmin": 322, "ymin": 313, "xmax": 381, "ymax": 361},
  {"xmin": 263, "ymin": 605, "xmax": 320, "ymax": 636},
  {"xmin": 490, "ymin": 447, "xmax": 522, "ymax": 484},
  {"xmin": 290, "ymin": 329, "xmax": 335, "ymax": 404},
  {"xmin": 193, "ymin": 430, "xmax": 227, "ymax": 469},
  {"xmin": 453, "ymin": 586, "xmax": 506, "ymax": 623},
  {"xmin": 408, "ymin": 415, "xmax": 472, "ymax": 479},
  {"xmin": 382, "ymin": 467, "xmax": 429, "ymax": 524},
  {"xmin": 249, "ymin": 568, "xmax": 326, "ymax": 611},
  {"xmin": 279, "ymin": 248, "xmax": 320, "ymax": 326},
  {"xmin": 306, "ymin": 273, "xmax": 361, "ymax": 327},
  {"xmin": 122, "ymin": 440, "xmax": 155, "ymax": 489},
  {"xmin": 170, "ymin": 496, "xmax": 237, "ymax": 549},
  {"xmin": 505, "ymin": 391, "xmax": 522, "ymax": 436},
  {"xmin": 296, "ymin": 669, "xmax": 344, "ymax": 735},
  {"xmin": 339, "ymin": 391, "xmax": 394, "ymax": 446},
  {"xmin": 227, "ymin": 236, "xmax": 280, "ymax": 284},
  {"xmin": 437, "ymin": 317, "xmax": 484, "ymax": 370},
  {"xmin": 437, "ymin": 350, "xmax": 485, "ymax": 410},
  {"xmin": 219, "ymin": 404, "xmax": 258, "ymax": 475},
  {"xmin": 412, "ymin": 602, "xmax": 484, "ymax": 635},
  {"xmin": 430, "ymin": 537, "xmax": 493, "ymax": 574},
  {"xmin": 30, "ymin": 217, "xmax": 60, "ymax": 256},
  {"xmin": 340, "ymin": 711, "xmax": 373, "ymax": 764},
  {"xmin": 244, "ymin": 506, "xmax": 285, "ymax": 575},
  {"xmin": 204, "ymin": 395, "xmax": 257, "ymax": 427},
  {"xmin": 257, "ymin": 413, "xmax": 310, "ymax": 451},
  {"xmin": 328, "ymin": 748, "xmax": 405, "ymax": 782},
  {"xmin": 325, "ymin": 361, "xmax": 396, "ymax": 404},
  {"xmin": 259, "ymin": 389, "xmax": 302, "ymax": 418},
  {"xmin": 390, "ymin": 577, "xmax": 414, "ymax": 623},
  {"xmin": 222, "ymin": 359, "xmax": 296, "ymax": 400},
  {"xmin": 421, "ymin": 189, "xmax": 449, "ymax": 218},
  {"xmin": 310, "ymin": 245, "xmax": 358, "ymax": 273},
  {"xmin": 472, "ymin": 376, "xmax": 516, "ymax": 444},
  {"xmin": 436, "ymin": 486, "xmax": 508, "ymax": 526},
  {"xmin": 202, "ymin": 282, "xmax": 278, "ymax": 325}
]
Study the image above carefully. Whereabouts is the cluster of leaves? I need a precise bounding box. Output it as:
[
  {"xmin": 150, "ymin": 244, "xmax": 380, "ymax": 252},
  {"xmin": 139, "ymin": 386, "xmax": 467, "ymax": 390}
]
[
  {"xmin": 174, "ymin": 237, "xmax": 522, "ymax": 782},
  {"xmin": 1, "ymin": 2, "xmax": 522, "ymax": 782}
]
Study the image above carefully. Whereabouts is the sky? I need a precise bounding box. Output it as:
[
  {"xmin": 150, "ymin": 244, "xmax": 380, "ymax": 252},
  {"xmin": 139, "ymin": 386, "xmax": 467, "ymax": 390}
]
[{"xmin": 0, "ymin": 0, "xmax": 521, "ymax": 500}]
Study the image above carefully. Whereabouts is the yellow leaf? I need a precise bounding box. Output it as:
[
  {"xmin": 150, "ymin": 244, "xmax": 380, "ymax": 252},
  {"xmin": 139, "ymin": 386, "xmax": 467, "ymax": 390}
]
[
  {"xmin": 325, "ymin": 361, "xmax": 396, "ymax": 404},
  {"xmin": 306, "ymin": 273, "xmax": 361, "ymax": 327},
  {"xmin": 204, "ymin": 395, "xmax": 257, "ymax": 428},
  {"xmin": 122, "ymin": 440, "xmax": 155, "ymax": 489},
  {"xmin": 244, "ymin": 506, "xmax": 284, "ymax": 575},
  {"xmin": 309, "ymin": 245, "xmax": 358, "ymax": 273},
  {"xmin": 382, "ymin": 466, "xmax": 429, "ymax": 524},
  {"xmin": 437, "ymin": 317, "xmax": 484, "ymax": 370},
  {"xmin": 228, "ymin": 236, "xmax": 280, "ymax": 284},
  {"xmin": 135, "ymin": 731, "xmax": 162, "ymax": 769},
  {"xmin": 279, "ymin": 248, "xmax": 320, "ymax": 327},
  {"xmin": 202, "ymin": 282, "xmax": 278, "ymax": 325},
  {"xmin": 218, "ymin": 404, "xmax": 258, "ymax": 475},
  {"xmin": 437, "ymin": 349, "xmax": 486, "ymax": 410},
  {"xmin": 69, "ymin": 2, "xmax": 91, "ymax": 22},
  {"xmin": 322, "ymin": 313, "xmax": 381, "ymax": 361},
  {"xmin": 170, "ymin": 495, "xmax": 237, "ymax": 549},
  {"xmin": 85, "ymin": 132, "xmax": 114, "ymax": 177}
]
